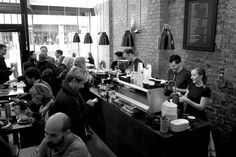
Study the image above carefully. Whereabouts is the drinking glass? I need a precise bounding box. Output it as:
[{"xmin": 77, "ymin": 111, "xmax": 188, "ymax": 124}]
[{"xmin": 160, "ymin": 116, "xmax": 170, "ymax": 133}]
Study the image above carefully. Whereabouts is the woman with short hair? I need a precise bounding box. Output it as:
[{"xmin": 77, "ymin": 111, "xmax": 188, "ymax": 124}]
[{"xmin": 50, "ymin": 67, "xmax": 96, "ymax": 142}]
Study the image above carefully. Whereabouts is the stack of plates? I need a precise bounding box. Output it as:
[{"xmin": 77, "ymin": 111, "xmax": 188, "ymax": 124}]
[{"xmin": 170, "ymin": 119, "xmax": 190, "ymax": 132}]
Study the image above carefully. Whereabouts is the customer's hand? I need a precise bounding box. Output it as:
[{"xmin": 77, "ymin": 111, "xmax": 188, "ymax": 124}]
[
  {"xmin": 86, "ymin": 98, "xmax": 98, "ymax": 107},
  {"xmin": 12, "ymin": 98, "xmax": 21, "ymax": 104},
  {"xmin": 25, "ymin": 108, "xmax": 33, "ymax": 117}
]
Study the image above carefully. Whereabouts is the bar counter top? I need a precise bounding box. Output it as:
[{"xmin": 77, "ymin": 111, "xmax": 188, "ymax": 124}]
[{"xmin": 89, "ymin": 87, "xmax": 210, "ymax": 157}]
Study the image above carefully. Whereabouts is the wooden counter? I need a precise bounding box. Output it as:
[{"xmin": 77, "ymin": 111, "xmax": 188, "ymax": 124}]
[{"xmin": 89, "ymin": 87, "xmax": 210, "ymax": 157}]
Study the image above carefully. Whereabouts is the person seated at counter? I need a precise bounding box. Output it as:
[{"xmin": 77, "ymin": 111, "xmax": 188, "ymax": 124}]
[
  {"xmin": 87, "ymin": 52, "xmax": 95, "ymax": 65},
  {"xmin": 27, "ymin": 83, "xmax": 55, "ymax": 123},
  {"xmin": 99, "ymin": 60, "xmax": 106, "ymax": 70},
  {"xmin": 23, "ymin": 50, "xmax": 37, "ymax": 72},
  {"xmin": 123, "ymin": 49, "xmax": 144, "ymax": 71},
  {"xmin": 167, "ymin": 55, "xmax": 191, "ymax": 94},
  {"xmin": 31, "ymin": 112, "xmax": 91, "ymax": 157},
  {"xmin": 179, "ymin": 67, "xmax": 211, "ymax": 121},
  {"xmin": 17, "ymin": 82, "xmax": 55, "ymax": 147},
  {"xmin": 24, "ymin": 67, "xmax": 52, "ymax": 94},
  {"xmin": 74, "ymin": 56, "xmax": 86, "ymax": 69},
  {"xmin": 110, "ymin": 51, "xmax": 124, "ymax": 70}
]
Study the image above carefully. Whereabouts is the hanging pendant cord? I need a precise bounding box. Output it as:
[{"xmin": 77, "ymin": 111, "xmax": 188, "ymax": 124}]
[
  {"xmin": 127, "ymin": 0, "xmax": 128, "ymax": 27},
  {"xmin": 140, "ymin": 0, "xmax": 141, "ymax": 27},
  {"xmin": 103, "ymin": 0, "xmax": 104, "ymax": 31}
]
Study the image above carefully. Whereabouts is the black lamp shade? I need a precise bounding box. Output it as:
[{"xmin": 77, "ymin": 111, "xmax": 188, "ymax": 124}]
[
  {"xmin": 84, "ymin": 33, "xmax": 93, "ymax": 44},
  {"xmin": 121, "ymin": 30, "xmax": 134, "ymax": 47},
  {"xmin": 73, "ymin": 33, "xmax": 80, "ymax": 42},
  {"xmin": 158, "ymin": 27, "xmax": 175, "ymax": 50},
  {"xmin": 99, "ymin": 32, "xmax": 110, "ymax": 45}
]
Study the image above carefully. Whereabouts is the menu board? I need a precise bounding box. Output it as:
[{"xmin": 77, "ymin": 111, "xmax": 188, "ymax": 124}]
[{"xmin": 183, "ymin": 0, "xmax": 218, "ymax": 51}]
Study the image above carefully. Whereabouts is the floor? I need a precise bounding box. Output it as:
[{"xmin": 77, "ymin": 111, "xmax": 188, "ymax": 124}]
[{"xmin": 86, "ymin": 130, "xmax": 117, "ymax": 157}]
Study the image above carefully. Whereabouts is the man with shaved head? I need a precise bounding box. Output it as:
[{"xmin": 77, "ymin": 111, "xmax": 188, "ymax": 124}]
[{"xmin": 31, "ymin": 112, "xmax": 91, "ymax": 157}]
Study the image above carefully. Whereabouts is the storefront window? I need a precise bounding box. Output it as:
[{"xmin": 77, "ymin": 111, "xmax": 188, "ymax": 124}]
[{"xmin": 0, "ymin": 32, "xmax": 22, "ymax": 79}]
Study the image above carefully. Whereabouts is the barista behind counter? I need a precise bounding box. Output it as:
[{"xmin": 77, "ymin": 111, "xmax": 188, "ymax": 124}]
[
  {"xmin": 110, "ymin": 51, "xmax": 124, "ymax": 70},
  {"xmin": 123, "ymin": 49, "xmax": 144, "ymax": 71},
  {"xmin": 167, "ymin": 55, "xmax": 191, "ymax": 94}
]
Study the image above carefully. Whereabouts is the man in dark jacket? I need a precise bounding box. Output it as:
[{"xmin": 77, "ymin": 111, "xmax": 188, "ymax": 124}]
[
  {"xmin": 23, "ymin": 50, "xmax": 37, "ymax": 72},
  {"xmin": 40, "ymin": 46, "xmax": 55, "ymax": 65},
  {"xmin": 123, "ymin": 48, "xmax": 144, "ymax": 71},
  {"xmin": 0, "ymin": 44, "xmax": 13, "ymax": 84},
  {"xmin": 49, "ymin": 67, "xmax": 96, "ymax": 142}
]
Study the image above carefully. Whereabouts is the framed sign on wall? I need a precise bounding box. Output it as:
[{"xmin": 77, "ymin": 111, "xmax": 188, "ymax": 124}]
[{"xmin": 183, "ymin": 0, "xmax": 218, "ymax": 52}]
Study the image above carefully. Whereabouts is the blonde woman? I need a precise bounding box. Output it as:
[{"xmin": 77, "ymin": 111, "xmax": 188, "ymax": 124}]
[
  {"xmin": 50, "ymin": 67, "xmax": 96, "ymax": 142},
  {"xmin": 28, "ymin": 83, "xmax": 55, "ymax": 122}
]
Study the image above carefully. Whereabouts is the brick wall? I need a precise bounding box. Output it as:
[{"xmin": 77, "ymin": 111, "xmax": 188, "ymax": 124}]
[{"xmin": 109, "ymin": 0, "xmax": 236, "ymax": 156}]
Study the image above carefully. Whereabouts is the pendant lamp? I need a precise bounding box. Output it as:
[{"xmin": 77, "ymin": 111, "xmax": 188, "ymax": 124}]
[
  {"xmin": 84, "ymin": 32, "xmax": 93, "ymax": 43},
  {"xmin": 99, "ymin": 32, "xmax": 109, "ymax": 45},
  {"xmin": 99, "ymin": 0, "xmax": 110, "ymax": 45},
  {"xmin": 73, "ymin": 33, "xmax": 80, "ymax": 42},
  {"xmin": 121, "ymin": 30, "xmax": 134, "ymax": 46},
  {"xmin": 84, "ymin": 0, "xmax": 93, "ymax": 44},
  {"xmin": 121, "ymin": 0, "xmax": 134, "ymax": 47},
  {"xmin": 73, "ymin": 8, "xmax": 80, "ymax": 43},
  {"xmin": 158, "ymin": 24, "xmax": 175, "ymax": 50}
]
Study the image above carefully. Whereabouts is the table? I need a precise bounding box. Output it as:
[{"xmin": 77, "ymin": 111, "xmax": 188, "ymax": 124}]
[
  {"xmin": 89, "ymin": 87, "xmax": 210, "ymax": 157},
  {"xmin": 0, "ymin": 121, "xmax": 32, "ymax": 148},
  {"xmin": 0, "ymin": 82, "xmax": 26, "ymax": 100},
  {"xmin": 19, "ymin": 146, "xmax": 37, "ymax": 157}
]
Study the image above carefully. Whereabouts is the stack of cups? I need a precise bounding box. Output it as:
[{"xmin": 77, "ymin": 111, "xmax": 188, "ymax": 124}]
[
  {"xmin": 137, "ymin": 63, "xmax": 144, "ymax": 86},
  {"xmin": 161, "ymin": 100, "xmax": 177, "ymax": 121},
  {"xmin": 147, "ymin": 64, "xmax": 152, "ymax": 79}
]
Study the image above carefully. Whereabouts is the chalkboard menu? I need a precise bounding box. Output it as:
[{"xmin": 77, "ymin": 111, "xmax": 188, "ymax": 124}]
[{"xmin": 183, "ymin": 0, "xmax": 218, "ymax": 51}]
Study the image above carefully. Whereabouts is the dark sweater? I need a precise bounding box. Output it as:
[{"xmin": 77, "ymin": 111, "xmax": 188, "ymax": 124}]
[
  {"xmin": 0, "ymin": 55, "xmax": 12, "ymax": 84},
  {"xmin": 50, "ymin": 81, "xmax": 91, "ymax": 141}
]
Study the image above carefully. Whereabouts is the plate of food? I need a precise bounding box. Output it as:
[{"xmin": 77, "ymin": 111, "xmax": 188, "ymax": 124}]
[{"xmin": 17, "ymin": 115, "xmax": 30, "ymax": 125}]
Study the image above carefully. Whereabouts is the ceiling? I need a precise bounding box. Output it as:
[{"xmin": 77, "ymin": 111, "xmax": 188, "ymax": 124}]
[{"xmin": 28, "ymin": 0, "xmax": 104, "ymax": 8}]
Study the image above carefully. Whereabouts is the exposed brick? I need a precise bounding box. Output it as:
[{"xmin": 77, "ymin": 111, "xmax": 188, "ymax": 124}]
[{"xmin": 109, "ymin": 0, "xmax": 236, "ymax": 156}]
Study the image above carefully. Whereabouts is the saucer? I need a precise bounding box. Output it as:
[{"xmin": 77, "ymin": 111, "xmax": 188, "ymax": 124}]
[{"xmin": 17, "ymin": 119, "xmax": 30, "ymax": 125}]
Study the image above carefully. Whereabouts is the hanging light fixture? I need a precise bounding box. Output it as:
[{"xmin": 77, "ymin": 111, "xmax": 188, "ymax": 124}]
[
  {"xmin": 84, "ymin": 0, "xmax": 93, "ymax": 44},
  {"xmin": 99, "ymin": 0, "xmax": 109, "ymax": 45},
  {"xmin": 73, "ymin": 33, "xmax": 80, "ymax": 42},
  {"xmin": 73, "ymin": 8, "xmax": 80, "ymax": 43},
  {"xmin": 99, "ymin": 32, "xmax": 109, "ymax": 45},
  {"xmin": 158, "ymin": 24, "xmax": 175, "ymax": 50},
  {"xmin": 121, "ymin": 0, "xmax": 134, "ymax": 47},
  {"xmin": 84, "ymin": 32, "xmax": 93, "ymax": 43},
  {"xmin": 133, "ymin": 0, "xmax": 142, "ymax": 34}
]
